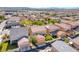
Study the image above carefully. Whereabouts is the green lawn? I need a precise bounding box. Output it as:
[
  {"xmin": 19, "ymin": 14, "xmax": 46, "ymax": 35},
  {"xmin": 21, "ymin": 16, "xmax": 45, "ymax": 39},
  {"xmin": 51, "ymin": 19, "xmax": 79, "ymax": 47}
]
[
  {"xmin": 0, "ymin": 42, "xmax": 8, "ymax": 52},
  {"xmin": 0, "ymin": 41, "xmax": 18, "ymax": 52}
]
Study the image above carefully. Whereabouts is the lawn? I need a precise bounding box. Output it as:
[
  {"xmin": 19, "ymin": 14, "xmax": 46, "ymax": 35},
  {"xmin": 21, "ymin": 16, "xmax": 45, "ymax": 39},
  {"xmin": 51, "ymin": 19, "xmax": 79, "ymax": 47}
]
[{"xmin": 0, "ymin": 41, "xmax": 18, "ymax": 52}]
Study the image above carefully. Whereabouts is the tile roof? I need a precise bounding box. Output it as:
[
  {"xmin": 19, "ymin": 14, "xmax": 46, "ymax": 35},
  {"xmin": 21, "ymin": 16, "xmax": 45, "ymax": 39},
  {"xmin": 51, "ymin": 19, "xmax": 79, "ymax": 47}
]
[
  {"xmin": 72, "ymin": 37, "xmax": 79, "ymax": 49},
  {"xmin": 30, "ymin": 25, "xmax": 60, "ymax": 34},
  {"xmin": 30, "ymin": 26, "xmax": 47, "ymax": 34},
  {"xmin": 62, "ymin": 20, "xmax": 79, "ymax": 28},
  {"xmin": 51, "ymin": 41, "xmax": 77, "ymax": 52},
  {"xmin": 55, "ymin": 23, "xmax": 72, "ymax": 31},
  {"xmin": 9, "ymin": 27, "xmax": 28, "ymax": 41},
  {"xmin": 45, "ymin": 25, "xmax": 60, "ymax": 32}
]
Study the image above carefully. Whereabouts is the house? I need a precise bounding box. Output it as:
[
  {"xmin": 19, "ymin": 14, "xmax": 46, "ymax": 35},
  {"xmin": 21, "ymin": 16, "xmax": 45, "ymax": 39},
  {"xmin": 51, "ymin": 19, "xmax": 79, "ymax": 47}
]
[
  {"xmin": 29, "ymin": 25, "xmax": 47, "ymax": 35},
  {"xmin": 56, "ymin": 30, "xmax": 72, "ymax": 39},
  {"xmin": 7, "ymin": 16, "xmax": 21, "ymax": 22},
  {"xmin": 74, "ymin": 26, "xmax": 79, "ymax": 32},
  {"xmin": 55, "ymin": 23, "xmax": 72, "ymax": 31},
  {"xmin": 45, "ymin": 25, "xmax": 60, "ymax": 32},
  {"xmin": 5, "ymin": 20, "xmax": 22, "ymax": 29},
  {"xmin": 62, "ymin": 20, "xmax": 79, "ymax": 28},
  {"xmin": 9, "ymin": 27, "xmax": 28, "ymax": 44},
  {"xmin": 5, "ymin": 15, "xmax": 12, "ymax": 19},
  {"xmin": 29, "ymin": 25, "xmax": 60, "ymax": 35},
  {"xmin": 44, "ymin": 25, "xmax": 60, "ymax": 36},
  {"xmin": 73, "ymin": 20, "xmax": 79, "ymax": 27},
  {"xmin": 51, "ymin": 41, "xmax": 77, "ymax": 52},
  {"xmin": 5, "ymin": 16, "xmax": 21, "ymax": 29},
  {"xmin": 72, "ymin": 37, "xmax": 79, "ymax": 49},
  {"xmin": 62, "ymin": 17, "xmax": 74, "ymax": 20}
]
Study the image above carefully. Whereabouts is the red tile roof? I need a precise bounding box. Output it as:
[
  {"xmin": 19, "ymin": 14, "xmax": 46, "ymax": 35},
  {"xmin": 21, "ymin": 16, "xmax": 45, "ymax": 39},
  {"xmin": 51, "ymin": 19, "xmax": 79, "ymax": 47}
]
[{"xmin": 55, "ymin": 23, "xmax": 72, "ymax": 31}]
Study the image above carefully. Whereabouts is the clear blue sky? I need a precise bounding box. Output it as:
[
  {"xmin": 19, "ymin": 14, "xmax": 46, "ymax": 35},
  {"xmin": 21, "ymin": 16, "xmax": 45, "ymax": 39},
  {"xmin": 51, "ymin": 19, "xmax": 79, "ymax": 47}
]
[{"xmin": 0, "ymin": 0, "xmax": 79, "ymax": 8}]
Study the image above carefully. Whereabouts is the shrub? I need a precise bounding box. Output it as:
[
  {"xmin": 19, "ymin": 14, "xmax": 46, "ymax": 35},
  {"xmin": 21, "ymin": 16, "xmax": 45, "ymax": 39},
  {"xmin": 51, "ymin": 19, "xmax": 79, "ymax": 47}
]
[
  {"xmin": 51, "ymin": 14, "xmax": 57, "ymax": 16},
  {"xmin": 45, "ymin": 34, "xmax": 52, "ymax": 41},
  {"xmin": 20, "ymin": 20, "xmax": 32, "ymax": 26},
  {"xmin": 30, "ymin": 36, "xmax": 37, "ymax": 45},
  {"xmin": 0, "ymin": 16, "xmax": 5, "ymax": 20},
  {"xmin": 0, "ymin": 42, "xmax": 8, "ymax": 52},
  {"xmin": 0, "ymin": 16, "xmax": 5, "ymax": 23},
  {"xmin": 33, "ymin": 20, "xmax": 45, "ymax": 26},
  {"xmin": 47, "ymin": 19, "xmax": 61, "ymax": 24},
  {"xmin": 52, "ymin": 35, "xmax": 57, "ymax": 39},
  {"xmin": 64, "ymin": 38, "xmax": 69, "ymax": 43}
]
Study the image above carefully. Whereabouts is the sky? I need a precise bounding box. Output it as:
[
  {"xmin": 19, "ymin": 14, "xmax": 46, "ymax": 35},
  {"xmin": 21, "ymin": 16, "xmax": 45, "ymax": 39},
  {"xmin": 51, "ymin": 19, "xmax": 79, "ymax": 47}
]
[{"xmin": 0, "ymin": 0, "xmax": 79, "ymax": 8}]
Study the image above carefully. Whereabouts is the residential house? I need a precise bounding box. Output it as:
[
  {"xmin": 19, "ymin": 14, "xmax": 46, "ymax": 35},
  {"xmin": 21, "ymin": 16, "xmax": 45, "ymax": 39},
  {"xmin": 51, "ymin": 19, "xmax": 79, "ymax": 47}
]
[
  {"xmin": 7, "ymin": 16, "xmax": 21, "ymax": 22},
  {"xmin": 45, "ymin": 25, "xmax": 60, "ymax": 32},
  {"xmin": 72, "ymin": 37, "xmax": 79, "ymax": 49},
  {"xmin": 51, "ymin": 41, "xmax": 77, "ymax": 52},
  {"xmin": 45, "ymin": 25, "xmax": 60, "ymax": 36},
  {"xmin": 29, "ymin": 25, "xmax": 60, "ymax": 36},
  {"xmin": 29, "ymin": 26, "xmax": 47, "ymax": 35},
  {"xmin": 5, "ymin": 20, "xmax": 22, "ymax": 29},
  {"xmin": 62, "ymin": 20, "xmax": 79, "ymax": 29},
  {"xmin": 9, "ymin": 27, "xmax": 28, "ymax": 44},
  {"xmin": 55, "ymin": 23, "xmax": 72, "ymax": 31}
]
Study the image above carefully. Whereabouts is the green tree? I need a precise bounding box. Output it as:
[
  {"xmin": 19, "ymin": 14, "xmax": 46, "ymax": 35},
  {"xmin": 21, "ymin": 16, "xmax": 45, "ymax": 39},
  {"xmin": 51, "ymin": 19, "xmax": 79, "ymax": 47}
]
[
  {"xmin": 45, "ymin": 34, "xmax": 52, "ymax": 41},
  {"xmin": 0, "ymin": 16, "xmax": 5, "ymax": 20},
  {"xmin": 33, "ymin": 20, "xmax": 45, "ymax": 26},
  {"xmin": 64, "ymin": 37, "xmax": 69, "ymax": 43},
  {"xmin": 51, "ymin": 14, "xmax": 57, "ymax": 16},
  {"xmin": 20, "ymin": 20, "xmax": 32, "ymax": 26},
  {"xmin": 0, "ymin": 16, "xmax": 5, "ymax": 23},
  {"xmin": 29, "ymin": 36, "xmax": 37, "ymax": 45},
  {"xmin": 48, "ymin": 19, "xmax": 61, "ymax": 24}
]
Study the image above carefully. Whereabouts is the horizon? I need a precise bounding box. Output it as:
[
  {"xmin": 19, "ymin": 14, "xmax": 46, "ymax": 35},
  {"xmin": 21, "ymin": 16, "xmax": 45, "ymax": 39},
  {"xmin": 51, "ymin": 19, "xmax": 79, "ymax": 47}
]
[
  {"xmin": 0, "ymin": 7, "xmax": 79, "ymax": 9},
  {"xmin": 0, "ymin": 0, "xmax": 79, "ymax": 8}
]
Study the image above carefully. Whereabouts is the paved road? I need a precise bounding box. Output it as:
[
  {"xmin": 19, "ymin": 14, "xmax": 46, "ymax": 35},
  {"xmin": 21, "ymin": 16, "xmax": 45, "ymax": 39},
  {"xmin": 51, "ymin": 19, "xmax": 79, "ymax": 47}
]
[{"xmin": 7, "ymin": 48, "xmax": 19, "ymax": 52}]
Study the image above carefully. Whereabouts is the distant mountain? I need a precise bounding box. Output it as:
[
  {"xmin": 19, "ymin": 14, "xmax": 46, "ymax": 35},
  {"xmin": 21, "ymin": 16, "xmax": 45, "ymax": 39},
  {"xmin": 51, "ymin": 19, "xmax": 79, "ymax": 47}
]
[
  {"xmin": 48, "ymin": 7, "xmax": 79, "ymax": 10},
  {"xmin": 0, "ymin": 7, "xmax": 79, "ymax": 11}
]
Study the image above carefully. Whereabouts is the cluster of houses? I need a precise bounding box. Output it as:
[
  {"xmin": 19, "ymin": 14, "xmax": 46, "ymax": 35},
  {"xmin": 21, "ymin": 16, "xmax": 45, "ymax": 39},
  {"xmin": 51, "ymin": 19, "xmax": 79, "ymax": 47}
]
[
  {"xmin": 0, "ymin": 18, "xmax": 79, "ymax": 52},
  {"xmin": 0, "ymin": 9, "xmax": 79, "ymax": 52}
]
